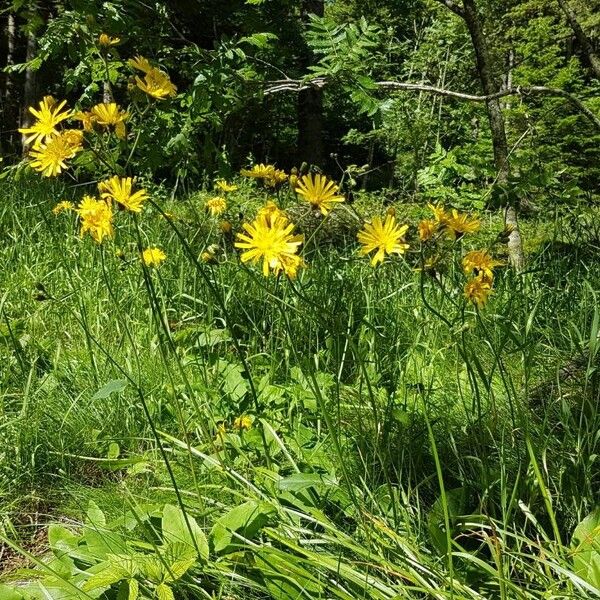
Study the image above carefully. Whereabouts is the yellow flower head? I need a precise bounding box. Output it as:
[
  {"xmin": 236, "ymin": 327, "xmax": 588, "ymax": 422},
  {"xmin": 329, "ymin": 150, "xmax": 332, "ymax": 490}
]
[
  {"xmin": 295, "ymin": 174, "xmax": 345, "ymax": 215},
  {"xmin": 257, "ymin": 200, "xmax": 284, "ymax": 221},
  {"xmin": 220, "ymin": 220, "xmax": 233, "ymax": 234},
  {"xmin": 215, "ymin": 180, "xmax": 238, "ymax": 193},
  {"xmin": 74, "ymin": 110, "xmax": 96, "ymax": 132},
  {"xmin": 277, "ymin": 254, "xmax": 305, "ymax": 279},
  {"xmin": 289, "ymin": 173, "xmax": 298, "ymax": 189},
  {"xmin": 52, "ymin": 200, "xmax": 74, "ymax": 215},
  {"xmin": 142, "ymin": 247, "xmax": 166, "ymax": 268},
  {"xmin": 445, "ymin": 209, "xmax": 480, "ymax": 239},
  {"xmin": 62, "ymin": 129, "xmax": 84, "ymax": 147},
  {"xmin": 28, "ymin": 131, "xmax": 83, "ymax": 177},
  {"xmin": 205, "ymin": 196, "xmax": 227, "ymax": 216},
  {"xmin": 462, "ymin": 250, "xmax": 503, "ymax": 281},
  {"xmin": 240, "ymin": 163, "xmax": 275, "ymax": 180},
  {"xmin": 128, "ymin": 55, "xmax": 154, "ymax": 73},
  {"xmin": 233, "ymin": 415, "xmax": 253, "ymax": 431},
  {"xmin": 77, "ymin": 196, "xmax": 114, "ymax": 243},
  {"xmin": 98, "ymin": 176, "xmax": 149, "ymax": 213},
  {"xmin": 98, "ymin": 33, "xmax": 120, "ymax": 47},
  {"xmin": 418, "ymin": 219, "xmax": 438, "ymax": 242},
  {"xmin": 135, "ymin": 67, "xmax": 177, "ymax": 100},
  {"xmin": 19, "ymin": 96, "xmax": 71, "ymax": 146},
  {"xmin": 90, "ymin": 103, "xmax": 128, "ymax": 139},
  {"xmin": 235, "ymin": 212, "xmax": 304, "ymax": 278},
  {"xmin": 464, "ymin": 275, "xmax": 492, "ymax": 308},
  {"xmin": 357, "ymin": 214, "xmax": 410, "ymax": 267},
  {"xmin": 265, "ymin": 168, "xmax": 288, "ymax": 187},
  {"xmin": 428, "ymin": 203, "xmax": 449, "ymax": 224}
]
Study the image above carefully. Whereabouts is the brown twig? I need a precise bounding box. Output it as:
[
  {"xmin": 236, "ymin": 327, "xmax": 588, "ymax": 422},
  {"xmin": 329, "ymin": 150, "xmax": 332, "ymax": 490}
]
[{"xmin": 260, "ymin": 78, "xmax": 600, "ymax": 131}]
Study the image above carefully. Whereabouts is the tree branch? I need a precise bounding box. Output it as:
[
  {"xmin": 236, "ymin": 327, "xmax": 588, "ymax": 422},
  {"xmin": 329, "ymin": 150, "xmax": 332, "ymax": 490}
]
[
  {"xmin": 434, "ymin": 0, "xmax": 465, "ymax": 17},
  {"xmin": 261, "ymin": 78, "xmax": 600, "ymax": 131}
]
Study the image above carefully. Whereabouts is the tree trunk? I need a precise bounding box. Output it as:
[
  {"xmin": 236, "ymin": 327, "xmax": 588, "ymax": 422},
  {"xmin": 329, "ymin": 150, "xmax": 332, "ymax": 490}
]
[
  {"xmin": 103, "ymin": 80, "xmax": 113, "ymax": 103},
  {"xmin": 297, "ymin": 0, "xmax": 325, "ymax": 167},
  {"xmin": 21, "ymin": 30, "xmax": 38, "ymax": 152},
  {"xmin": 557, "ymin": 0, "xmax": 600, "ymax": 79},
  {"xmin": 2, "ymin": 13, "xmax": 18, "ymax": 155},
  {"xmin": 437, "ymin": 0, "xmax": 525, "ymax": 268}
]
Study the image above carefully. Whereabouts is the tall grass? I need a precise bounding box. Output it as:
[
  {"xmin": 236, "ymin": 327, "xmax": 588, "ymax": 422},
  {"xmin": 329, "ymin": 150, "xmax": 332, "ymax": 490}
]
[{"xmin": 0, "ymin": 177, "xmax": 598, "ymax": 598}]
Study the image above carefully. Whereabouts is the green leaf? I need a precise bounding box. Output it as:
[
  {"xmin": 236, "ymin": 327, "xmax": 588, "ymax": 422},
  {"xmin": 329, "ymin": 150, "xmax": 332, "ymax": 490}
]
[
  {"xmin": 162, "ymin": 504, "xmax": 209, "ymax": 561},
  {"xmin": 196, "ymin": 328, "xmax": 231, "ymax": 347},
  {"xmin": 0, "ymin": 584, "xmax": 26, "ymax": 600},
  {"xmin": 211, "ymin": 500, "xmax": 276, "ymax": 554},
  {"xmin": 162, "ymin": 542, "xmax": 197, "ymax": 581},
  {"xmin": 219, "ymin": 361, "xmax": 248, "ymax": 403},
  {"xmin": 48, "ymin": 524, "xmax": 79, "ymax": 555},
  {"xmin": 92, "ymin": 379, "xmax": 128, "ymax": 400},
  {"xmin": 572, "ymin": 508, "xmax": 600, "ymax": 589},
  {"xmin": 86, "ymin": 501, "xmax": 106, "ymax": 528},
  {"xmin": 107, "ymin": 442, "xmax": 120, "ymax": 460},
  {"xmin": 427, "ymin": 488, "xmax": 467, "ymax": 555},
  {"xmin": 128, "ymin": 579, "xmax": 139, "ymax": 600},
  {"xmin": 156, "ymin": 583, "xmax": 175, "ymax": 600},
  {"xmin": 277, "ymin": 473, "xmax": 337, "ymax": 493},
  {"xmin": 82, "ymin": 562, "xmax": 128, "ymax": 591}
]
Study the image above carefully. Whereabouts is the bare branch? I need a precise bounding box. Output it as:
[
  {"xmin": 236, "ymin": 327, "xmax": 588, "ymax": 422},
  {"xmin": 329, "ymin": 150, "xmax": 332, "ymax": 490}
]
[
  {"xmin": 261, "ymin": 79, "xmax": 600, "ymax": 131},
  {"xmin": 434, "ymin": 0, "xmax": 465, "ymax": 17}
]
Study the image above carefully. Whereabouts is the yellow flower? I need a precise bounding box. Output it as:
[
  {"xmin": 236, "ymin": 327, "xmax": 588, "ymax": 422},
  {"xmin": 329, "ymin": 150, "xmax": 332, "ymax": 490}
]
[
  {"xmin": 205, "ymin": 196, "xmax": 227, "ymax": 216},
  {"xmin": 235, "ymin": 212, "xmax": 304, "ymax": 278},
  {"xmin": 220, "ymin": 220, "xmax": 232, "ymax": 234},
  {"xmin": 289, "ymin": 173, "xmax": 298, "ymax": 189},
  {"xmin": 418, "ymin": 219, "xmax": 438, "ymax": 242},
  {"xmin": 357, "ymin": 214, "xmax": 410, "ymax": 267},
  {"xmin": 278, "ymin": 254, "xmax": 305, "ymax": 279},
  {"xmin": 74, "ymin": 110, "xmax": 96, "ymax": 131},
  {"xmin": 28, "ymin": 131, "xmax": 83, "ymax": 177},
  {"xmin": 19, "ymin": 96, "xmax": 71, "ymax": 146},
  {"xmin": 462, "ymin": 250, "xmax": 503, "ymax": 281},
  {"xmin": 233, "ymin": 415, "xmax": 253, "ymax": 430},
  {"xmin": 201, "ymin": 250, "xmax": 217, "ymax": 263},
  {"xmin": 135, "ymin": 67, "xmax": 177, "ymax": 100},
  {"xmin": 215, "ymin": 180, "xmax": 238, "ymax": 193},
  {"xmin": 98, "ymin": 33, "xmax": 120, "ymax": 47},
  {"xmin": 445, "ymin": 209, "xmax": 480, "ymax": 239},
  {"xmin": 62, "ymin": 129, "xmax": 84, "ymax": 147},
  {"xmin": 241, "ymin": 163, "xmax": 275, "ymax": 180},
  {"xmin": 52, "ymin": 200, "xmax": 74, "ymax": 215},
  {"xmin": 142, "ymin": 247, "xmax": 166, "ymax": 268},
  {"xmin": 295, "ymin": 174, "xmax": 345, "ymax": 215},
  {"xmin": 428, "ymin": 203, "xmax": 449, "ymax": 224},
  {"xmin": 77, "ymin": 196, "xmax": 114, "ymax": 243},
  {"xmin": 257, "ymin": 200, "xmax": 284, "ymax": 221},
  {"xmin": 90, "ymin": 103, "xmax": 128, "ymax": 139},
  {"xmin": 265, "ymin": 168, "xmax": 288, "ymax": 187},
  {"xmin": 98, "ymin": 176, "xmax": 149, "ymax": 213},
  {"xmin": 464, "ymin": 275, "xmax": 492, "ymax": 308},
  {"xmin": 128, "ymin": 55, "xmax": 154, "ymax": 73}
]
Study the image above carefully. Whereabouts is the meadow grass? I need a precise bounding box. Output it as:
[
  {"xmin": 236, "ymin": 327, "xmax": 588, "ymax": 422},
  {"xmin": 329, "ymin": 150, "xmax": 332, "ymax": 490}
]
[{"xmin": 0, "ymin": 176, "xmax": 599, "ymax": 598}]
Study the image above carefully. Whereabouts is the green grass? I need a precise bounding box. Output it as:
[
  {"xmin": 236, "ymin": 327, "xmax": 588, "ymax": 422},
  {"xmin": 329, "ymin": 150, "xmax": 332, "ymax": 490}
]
[{"xmin": 0, "ymin": 176, "xmax": 599, "ymax": 598}]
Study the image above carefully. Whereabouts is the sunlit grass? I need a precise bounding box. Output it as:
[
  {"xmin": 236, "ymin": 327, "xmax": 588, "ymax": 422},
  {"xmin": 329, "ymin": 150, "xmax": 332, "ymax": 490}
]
[{"xmin": 1, "ymin": 177, "xmax": 599, "ymax": 598}]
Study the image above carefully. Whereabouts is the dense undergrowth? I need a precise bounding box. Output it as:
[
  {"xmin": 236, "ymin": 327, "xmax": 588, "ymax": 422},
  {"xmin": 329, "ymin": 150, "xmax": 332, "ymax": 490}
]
[{"xmin": 0, "ymin": 176, "xmax": 599, "ymax": 598}]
